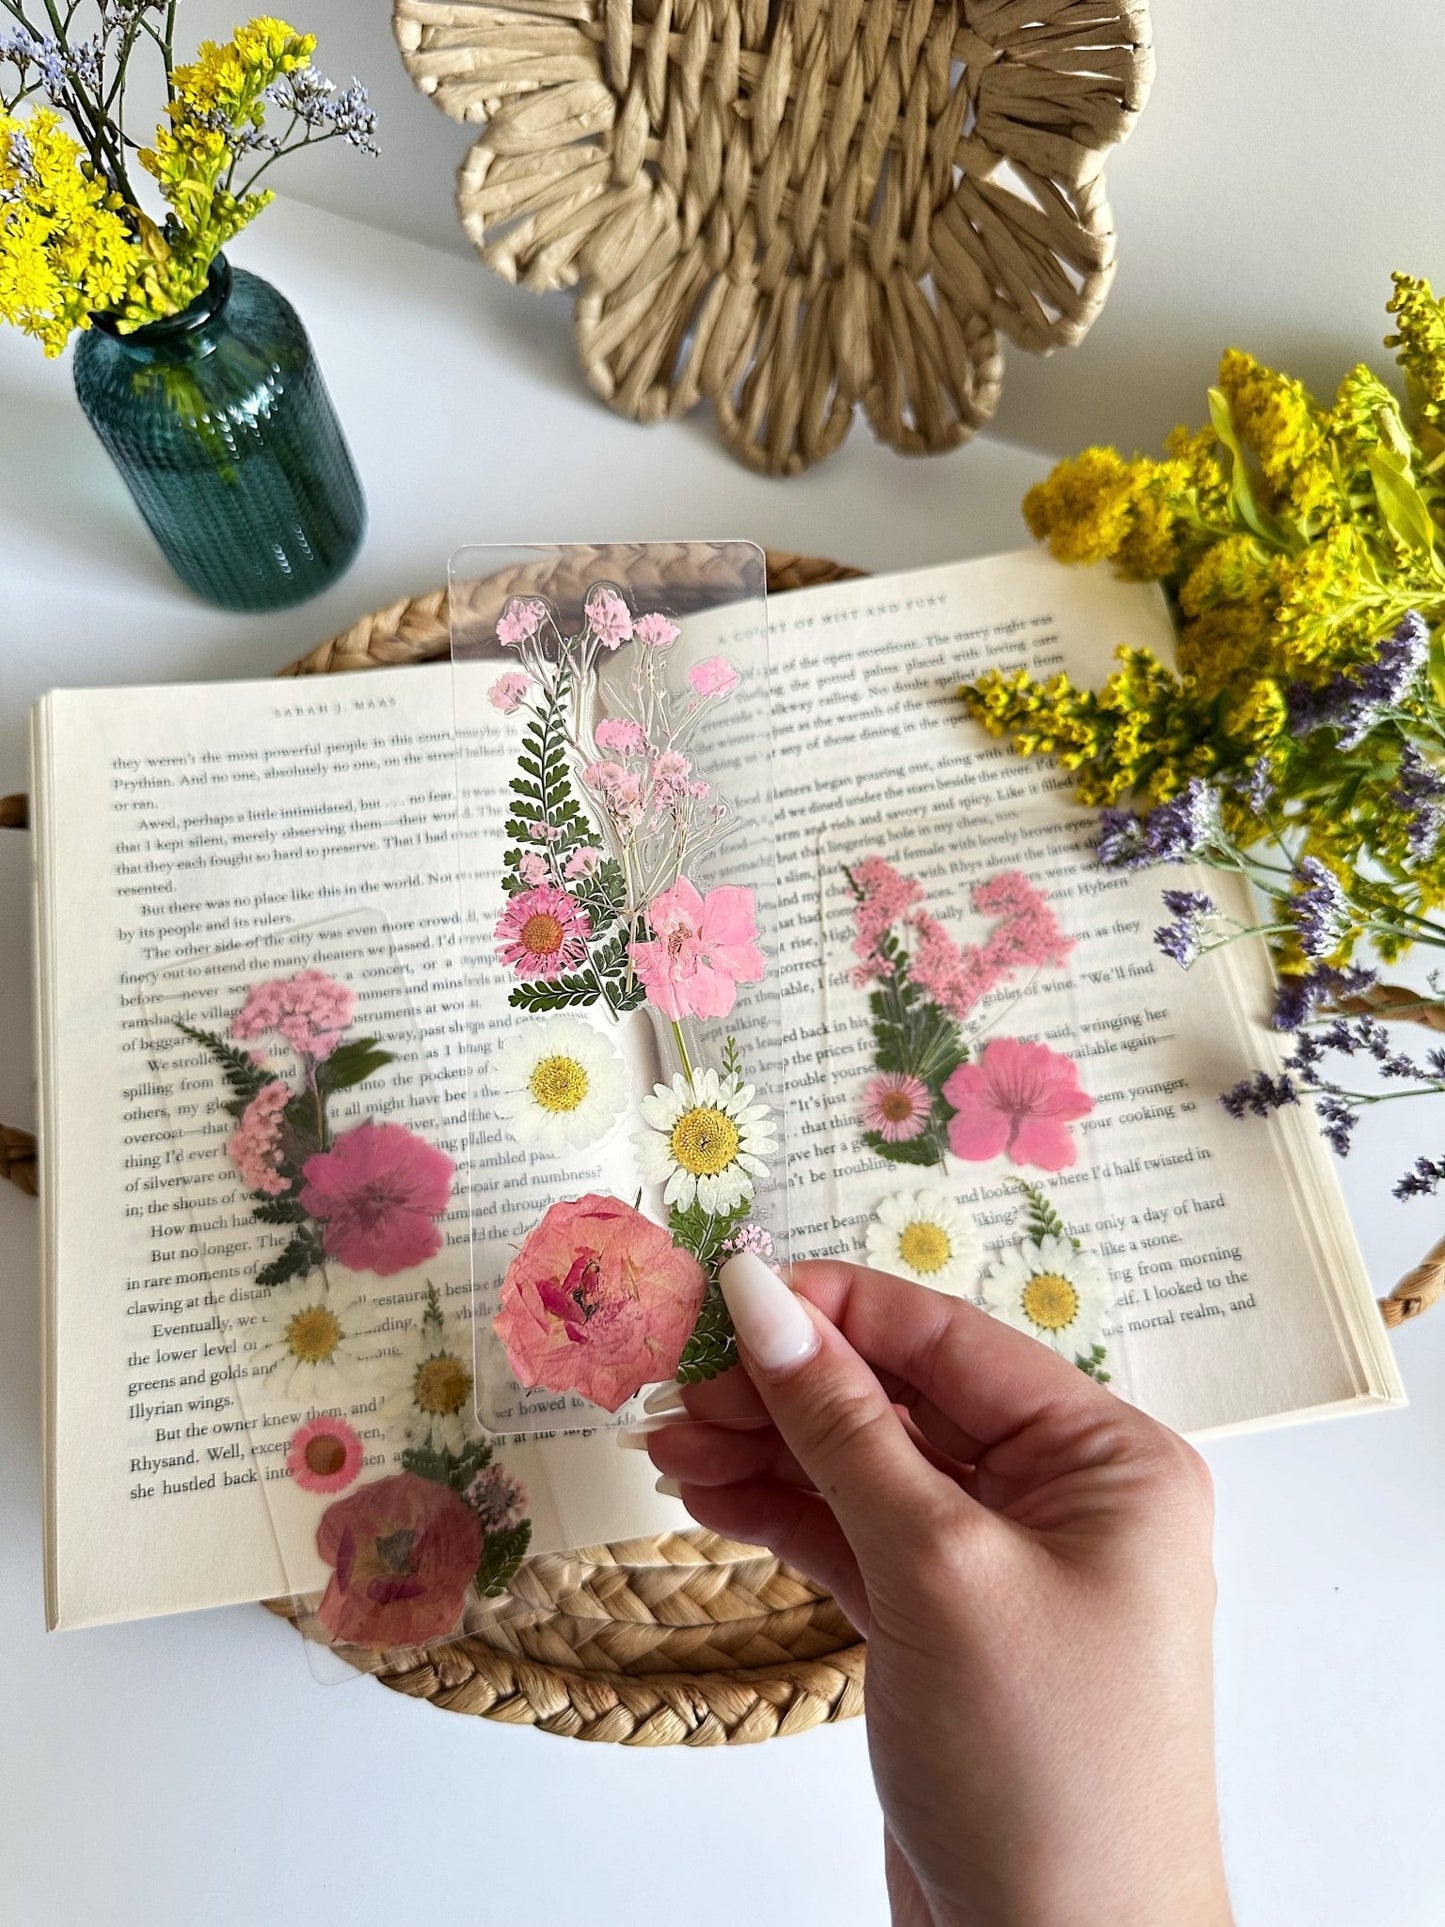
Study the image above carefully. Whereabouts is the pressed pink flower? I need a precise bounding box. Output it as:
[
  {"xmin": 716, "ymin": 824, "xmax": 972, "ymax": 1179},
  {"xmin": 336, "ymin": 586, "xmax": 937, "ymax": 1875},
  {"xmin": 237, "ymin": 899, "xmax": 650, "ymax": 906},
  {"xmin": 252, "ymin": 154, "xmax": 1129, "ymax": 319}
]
[
  {"xmin": 564, "ymin": 846, "xmax": 603, "ymax": 881},
  {"xmin": 849, "ymin": 857, "xmax": 925, "ymax": 981},
  {"xmin": 495, "ymin": 1194, "xmax": 707, "ymax": 1411},
  {"xmin": 972, "ymin": 872, "xmax": 1073, "ymax": 973},
  {"xmin": 629, "ymin": 877, "xmax": 766, "ymax": 1020},
  {"xmin": 232, "ymin": 970, "xmax": 356, "ymax": 1062},
  {"xmin": 943, "ymin": 1039, "xmax": 1093, "ymax": 1172},
  {"xmin": 688, "ymin": 654, "xmax": 740, "ymax": 698},
  {"xmin": 722, "ymin": 1222, "xmax": 775, "ymax": 1259},
  {"xmin": 634, "ymin": 612, "xmax": 680, "ymax": 649},
  {"xmin": 594, "ymin": 717, "xmax": 646, "ymax": 755},
  {"xmin": 488, "ymin": 672, "xmax": 530, "ymax": 714},
  {"xmin": 906, "ymin": 912, "xmax": 998, "ymax": 1021},
  {"xmin": 649, "ymin": 749, "xmax": 692, "ymax": 805},
  {"xmin": 286, "ymin": 1415, "xmax": 365, "ymax": 1495},
  {"xmin": 496, "ymin": 597, "xmax": 548, "ymax": 646},
  {"xmin": 495, "ymin": 884, "xmax": 592, "ymax": 980},
  {"xmin": 586, "ymin": 585, "xmax": 633, "ymax": 649},
  {"xmin": 316, "ymin": 1471, "xmax": 481, "ymax": 1651},
  {"xmin": 517, "ymin": 851, "xmax": 549, "ymax": 887},
  {"xmin": 583, "ymin": 760, "xmax": 644, "ymax": 831},
  {"xmin": 300, "ymin": 1121, "xmax": 455, "ymax": 1275},
  {"xmin": 226, "ymin": 1079, "xmax": 292, "ymax": 1195},
  {"xmin": 860, "ymin": 1071, "xmax": 931, "ymax": 1144},
  {"xmin": 464, "ymin": 1462, "xmax": 528, "ymax": 1535}
]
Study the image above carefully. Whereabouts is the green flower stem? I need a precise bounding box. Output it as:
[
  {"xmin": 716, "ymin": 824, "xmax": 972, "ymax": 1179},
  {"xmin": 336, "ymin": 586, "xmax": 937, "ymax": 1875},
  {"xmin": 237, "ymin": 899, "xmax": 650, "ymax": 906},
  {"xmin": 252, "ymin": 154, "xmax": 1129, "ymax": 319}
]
[{"xmin": 670, "ymin": 1020, "xmax": 695, "ymax": 1083}]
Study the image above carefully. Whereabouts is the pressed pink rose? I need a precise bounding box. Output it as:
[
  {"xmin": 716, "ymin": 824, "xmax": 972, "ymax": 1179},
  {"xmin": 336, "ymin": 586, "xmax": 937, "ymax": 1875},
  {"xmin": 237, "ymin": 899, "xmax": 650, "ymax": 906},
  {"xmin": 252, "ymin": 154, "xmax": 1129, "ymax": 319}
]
[
  {"xmin": 688, "ymin": 654, "xmax": 740, "ymax": 698},
  {"xmin": 495, "ymin": 883, "xmax": 592, "ymax": 979},
  {"xmin": 316, "ymin": 1472, "xmax": 481, "ymax": 1651},
  {"xmin": 494, "ymin": 1194, "xmax": 707, "ymax": 1411},
  {"xmin": 634, "ymin": 612, "xmax": 680, "ymax": 649},
  {"xmin": 585, "ymin": 585, "xmax": 633, "ymax": 649},
  {"xmin": 231, "ymin": 970, "xmax": 355, "ymax": 1062},
  {"xmin": 594, "ymin": 717, "xmax": 646, "ymax": 755},
  {"xmin": 943, "ymin": 1039, "xmax": 1093, "ymax": 1173},
  {"xmin": 496, "ymin": 598, "xmax": 547, "ymax": 646},
  {"xmin": 488, "ymin": 672, "xmax": 530, "ymax": 714},
  {"xmin": 300, "ymin": 1121, "xmax": 455, "ymax": 1275},
  {"xmin": 630, "ymin": 877, "xmax": 766, "ymax": 1021}
]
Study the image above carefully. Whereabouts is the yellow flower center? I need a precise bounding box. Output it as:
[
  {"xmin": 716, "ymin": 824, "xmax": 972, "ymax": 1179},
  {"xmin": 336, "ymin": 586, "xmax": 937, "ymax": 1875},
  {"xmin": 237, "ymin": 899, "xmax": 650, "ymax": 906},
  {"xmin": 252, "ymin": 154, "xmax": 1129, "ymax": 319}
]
[
  {"xmin": 1020, "ymin": 1272, "xmax": 1080, "ymax": 1332},
  {"xmin": 286, "ymin": 1304, "xmax": 343, "ymax": 1365},
  {"xmin": 412, "ymin": 1352, "xmax": 473, "ymax": 1417},
  {"xmin": 521, "ymin": 911, "xmax": 564, "ymax": 958},
  {"xmin": 529, "ymin": 1054, "xmax": 589, "ymax": 1113},
  {"xmin": 670, "ymin": 1105, "xmax": 741, "ymax": 1177},
  {"xmin": 898, "ymin": 1221, "xmax": 951, "ymax": 1275}
]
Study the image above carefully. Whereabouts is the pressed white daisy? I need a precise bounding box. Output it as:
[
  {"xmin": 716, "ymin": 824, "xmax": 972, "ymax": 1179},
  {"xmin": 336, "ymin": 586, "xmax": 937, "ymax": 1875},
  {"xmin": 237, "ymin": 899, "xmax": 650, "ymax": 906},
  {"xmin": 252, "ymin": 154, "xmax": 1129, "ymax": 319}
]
[
  {"xmin": 635, "ymin": 1066, "xmax": 778, "ymax": 1214},
  {"xmin": 978, "ymin": 1234, "xmax": 1112, "ymax": 1362},
  {"xmin": 383, "ymin": 1297, "xmax": 476, "ymax": 1456},
  {"xmin": 864, "ymin": 1189, "xmax": 982, "ymax": 1294},
  {"xmin": 491, "ymin": 1015, "xmax": 627, "ymax": 1154},
  {"xmin": 255, "ymin": 1274, "xmax": 371, "ymax": 1405}
]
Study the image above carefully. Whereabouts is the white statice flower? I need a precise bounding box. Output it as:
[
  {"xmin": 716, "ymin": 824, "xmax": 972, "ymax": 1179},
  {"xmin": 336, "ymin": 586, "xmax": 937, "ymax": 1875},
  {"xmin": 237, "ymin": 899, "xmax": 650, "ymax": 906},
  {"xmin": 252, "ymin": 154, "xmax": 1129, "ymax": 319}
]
[
  {"xmin": 491, "ymin": 1014, "xmax": 627, "ymax": 1154},
  {"xmin": 864, "ymin": 1189, "xmax": 982, "ymax": 1295},
  {"xmin": 383, "ymin": 1296, "xmax": 476, "ymax": 1457},
  {"xmin": 978, "ymin": 1234, "xmax": 1112, "ymax": 1362},
  {"xmin": 634, "ymin": 1066, "xmax": 777, "ymax": 1214},
  {"xmin": 255, "ymin": 1274, "xmax": 371, "ymax": 1405}
]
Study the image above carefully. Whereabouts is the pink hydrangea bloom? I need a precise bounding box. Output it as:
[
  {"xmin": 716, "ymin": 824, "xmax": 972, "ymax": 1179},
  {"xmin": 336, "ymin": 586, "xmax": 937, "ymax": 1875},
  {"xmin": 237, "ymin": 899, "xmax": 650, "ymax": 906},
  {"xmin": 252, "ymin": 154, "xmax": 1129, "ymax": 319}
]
[
  {"xmin": 287, "ymin": 1415, "xmax": 365, "ymax": 1495},
  {"xmin": 688, "ymin": 654, "xmax": 740, "ymax": 698},
  {"xmin": 634, "ymin": 613, "xmax": 680, "ymax": 649},
  {"xmin": 943, "ymin": 1039, "xmax": 1093, "ymax": 1172},
  {"xmin": 594, "ymin": 717, "xmax": 646, "ymax": 755},
  {"xmin": 316, "ymin": 1471, "xmax": 481, "ymax": 1651},
  {"xmin": 232, "ymin": 970, "xmax": 356, "ymax": 1062},
  {"xmin": 226, "ymin": 1079, "xmax": 292, "ymax": 1195},
  {"xmin": 496, "ymin": 598, "xmax": 547, "ymax": 646},
  {"xmin": 630, "ymin": 877, "xmax": 766, "ymax": 1020},
  {"xmin": 300, "ymin": 1121, "xmax": 455, "ymax": 1275},
  {"xmin": 494, "ymin": 1194, "xmax": 707, "ymax": 1411},
  {"xmin": 585, "ymin": 585, "xmax": 633, "ymax": 649},
  {"xmin": 860, "ymin": 1071, "xmax": 931, "ymax": 1144},
  {"xmin": 488, "ymin": 672, "xmax": 530, "ymax": 714},
  {"xmin": 517, "ymin": 851, "xmax": 549, "ymax": 887},
  {"xmin": 495, "ymin": 884, "xmax": 592, "ymax": 979},
  {"xmin": 565, "ymin": 846, "xmax": 603, "ymax": 881}
]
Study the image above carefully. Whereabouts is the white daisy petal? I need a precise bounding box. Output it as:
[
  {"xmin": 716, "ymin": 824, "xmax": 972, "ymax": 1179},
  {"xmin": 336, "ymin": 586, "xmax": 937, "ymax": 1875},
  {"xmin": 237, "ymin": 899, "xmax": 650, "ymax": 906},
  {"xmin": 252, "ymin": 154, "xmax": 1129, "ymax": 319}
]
[{"xmin": 863, "ymin": 1189, "xmax": 982, "ymax": 1294}]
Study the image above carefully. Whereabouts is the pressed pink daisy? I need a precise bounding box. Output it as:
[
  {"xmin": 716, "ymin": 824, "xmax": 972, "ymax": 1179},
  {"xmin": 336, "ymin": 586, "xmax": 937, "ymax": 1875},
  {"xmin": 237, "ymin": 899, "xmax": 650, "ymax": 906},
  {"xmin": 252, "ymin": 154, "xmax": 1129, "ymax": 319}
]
[
  {"xmin": 286, "ymin": 1415, "xmax": 365, "ymax": 1495},
  {"xmin": 860, "ymin": 1072, "xmax": 931, "ymax": 1143},
  {"xmin": 495, "ymin": 883, "xmax": 592, "ymax": 980}
]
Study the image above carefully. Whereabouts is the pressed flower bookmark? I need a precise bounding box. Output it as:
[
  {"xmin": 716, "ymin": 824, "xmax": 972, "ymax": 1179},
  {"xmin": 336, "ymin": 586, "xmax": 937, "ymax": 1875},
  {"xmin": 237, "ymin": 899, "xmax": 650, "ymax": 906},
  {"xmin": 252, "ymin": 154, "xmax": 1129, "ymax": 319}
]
[
  {"xmin": 142, "ymin": 911, "xmax": 542, "ymax": 1678},
  {"xmin": 449, "ymin": 543, "xmax": 789, "ymax": 1438}
]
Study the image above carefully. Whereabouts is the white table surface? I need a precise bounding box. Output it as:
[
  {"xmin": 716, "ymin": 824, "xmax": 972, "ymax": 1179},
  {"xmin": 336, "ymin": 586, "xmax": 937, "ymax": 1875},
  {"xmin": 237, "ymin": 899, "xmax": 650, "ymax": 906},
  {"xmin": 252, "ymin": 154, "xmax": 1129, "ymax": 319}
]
[{"xmin": 3, "ymin": 198, "xmax": 1444, "ymax": 1927}]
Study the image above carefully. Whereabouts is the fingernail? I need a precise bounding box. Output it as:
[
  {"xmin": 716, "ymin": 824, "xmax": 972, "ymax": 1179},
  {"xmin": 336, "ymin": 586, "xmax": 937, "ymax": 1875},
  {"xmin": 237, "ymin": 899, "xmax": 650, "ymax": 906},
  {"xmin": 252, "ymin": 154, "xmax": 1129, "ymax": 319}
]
[
  {"xmin": 643, "ymin": 1383, "xmax": 686, "ymax": 1416},
  {"xmin": 616, "ymin": 1419, "xmax": 685, "ymax": 1449},
  {"xmin": 720, "ymin": 1251, "xmax": 820, "ymax": 1376},
  {"xmin": 654, "ymin": 1474, "xmax": 683, "ymax": 1498}
]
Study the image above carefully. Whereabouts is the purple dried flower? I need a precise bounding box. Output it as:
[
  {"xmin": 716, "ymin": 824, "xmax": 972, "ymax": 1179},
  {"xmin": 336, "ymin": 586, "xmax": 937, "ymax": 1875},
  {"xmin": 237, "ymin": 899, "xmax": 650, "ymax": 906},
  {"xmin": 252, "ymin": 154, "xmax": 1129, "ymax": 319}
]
[
  {"xmin": 1395, "ymin": 1156, "xmax": 1445, "ymax": 1200},
  {"xmin": 1312, "ymin": 1093, "xmax": 1358, "ymax": 1157},
  {"xmin": 1390, "ymin": 744, "xmax": 1445, "ymax": 862},
  {"xmin": 1287, "ymin": 858, "xmax": 1352, "ymax": 962},
  {"xmin": 1286, "ymin": 611, "xmax": 1429, "ymax": 749},
  {"xmin": 1096, "ymin": 780, "xmax": 1224, "ymax": 873},
  {"xmin": 1271, "ymin": 963, "xmax": 1378, "ymax": 1033},
  {"xmin": 1220, "ymin": 1071, "xmax": 1299, "ymax": 1119},
  {"xmin": 1153, "ymin": 889, "xmax": 1217, "ymax": 968}
]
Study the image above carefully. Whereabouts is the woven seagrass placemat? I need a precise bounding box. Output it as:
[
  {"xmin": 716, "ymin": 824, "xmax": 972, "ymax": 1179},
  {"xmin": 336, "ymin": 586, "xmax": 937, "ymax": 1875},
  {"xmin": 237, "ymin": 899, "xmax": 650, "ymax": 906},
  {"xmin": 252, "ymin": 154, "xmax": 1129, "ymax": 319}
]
[{"xmin": 3, "ymin": 547, "xmax": 866, "ymax": 1744}]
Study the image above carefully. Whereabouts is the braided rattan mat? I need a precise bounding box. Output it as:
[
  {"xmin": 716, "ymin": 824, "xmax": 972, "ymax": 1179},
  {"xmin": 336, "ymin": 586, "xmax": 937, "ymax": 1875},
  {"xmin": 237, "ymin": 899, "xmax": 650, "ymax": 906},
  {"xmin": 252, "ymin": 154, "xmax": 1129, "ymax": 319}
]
[
  {"xmin": 3, "ymin": 548, "xmax": 865, "ymax": 1744},
  {"xmin": 394, "ymin": 0, "xmax": 1153, "ymax": 475}
]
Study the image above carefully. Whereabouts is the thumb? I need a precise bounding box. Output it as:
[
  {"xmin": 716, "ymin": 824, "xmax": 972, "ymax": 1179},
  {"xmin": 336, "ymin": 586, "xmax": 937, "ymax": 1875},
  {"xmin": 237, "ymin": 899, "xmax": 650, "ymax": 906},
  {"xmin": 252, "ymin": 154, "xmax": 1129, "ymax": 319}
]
[{"xmin": 718, "ymin": 1251, "xmax": 950, "ymax": 1559}]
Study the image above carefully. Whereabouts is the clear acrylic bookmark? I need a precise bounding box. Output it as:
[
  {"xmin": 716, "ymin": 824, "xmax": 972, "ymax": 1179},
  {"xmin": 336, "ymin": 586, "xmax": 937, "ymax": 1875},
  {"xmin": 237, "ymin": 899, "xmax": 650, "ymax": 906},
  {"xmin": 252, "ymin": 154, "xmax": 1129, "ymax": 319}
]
[
  {"xmin": 447, "ymin": 543, "xmax": 789, "ymax": 1438},
  {"xmin": 140, "ymin": 910, "xmax": 545, "ymax": 1679},
  {"xmin": 818, "ymin": 807, "xmax": 1155, "ymax": 1405}
]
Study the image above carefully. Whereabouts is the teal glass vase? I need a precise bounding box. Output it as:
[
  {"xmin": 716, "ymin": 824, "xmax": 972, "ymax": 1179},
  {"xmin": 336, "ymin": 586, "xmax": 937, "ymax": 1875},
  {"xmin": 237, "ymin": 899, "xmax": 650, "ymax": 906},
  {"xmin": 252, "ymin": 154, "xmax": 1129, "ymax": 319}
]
[{"xmin": 72, "ymin": 256, "xmax": 365, "ymax": 612}]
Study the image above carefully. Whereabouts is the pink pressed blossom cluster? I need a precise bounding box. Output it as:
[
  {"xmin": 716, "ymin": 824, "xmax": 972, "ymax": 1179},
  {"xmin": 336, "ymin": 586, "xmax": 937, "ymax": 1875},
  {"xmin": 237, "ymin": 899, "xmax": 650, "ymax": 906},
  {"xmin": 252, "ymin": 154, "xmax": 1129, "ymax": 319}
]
[
  {"xmin": 634, "ymin": 613, "xmax": 680, "ymax": 649},
  {"xmin": 226, "ymin": 1079, "xmax": 291, "ymax": 1194},
  {"xmin": 971, "ymin": 872, "xmax": 1073, "ymax": 975},
  {"xmin": 688, "ymin": 654, "xmax": 739, "ymax": 698},
  {"xmin": 565, "ymin": 846, "xmax": 602, "ymax": 881},
  {"xmin": 496, "ymin": 597, "xmax": 548, "ymax": 647},
  {"xmin": 488, "ymin": 672, "xmax": 531, "ymax": 714},
  {"xmin": 231, "ymin": 970, "xmax": 356, "ymax": 1062},
  {"xmin": 594, "ymin": 717, "xmax": 647, "ymax": 755},
  {"xmin": 582, "ymin": 759, "xmax": 645, "ymax": 831},
  {"xmin": 585, "ymin": 585, "xmax": 633, "ymax": 649},
  {"xmin": 495, "ymin": 883, "xmax": 593, "ymax": 980},
  {"xmin": 722, "ymin": 1222, "xmax": 775, "ymax": 1259},
  {"xmin": 848, "ymin": 857, "xmax": 925, "ymax": 983},
  {"xmin": 630, "ymin": 877, "xmax": 766, "ymax": 1021}
]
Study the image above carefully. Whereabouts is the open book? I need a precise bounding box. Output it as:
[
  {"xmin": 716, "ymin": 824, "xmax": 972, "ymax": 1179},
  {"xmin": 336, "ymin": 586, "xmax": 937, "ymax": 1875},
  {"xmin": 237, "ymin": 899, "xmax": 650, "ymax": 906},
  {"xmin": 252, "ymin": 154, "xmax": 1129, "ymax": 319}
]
[{"xmin": 31, "ymin": 548, "xmax": 1404, "ymax": 1631}]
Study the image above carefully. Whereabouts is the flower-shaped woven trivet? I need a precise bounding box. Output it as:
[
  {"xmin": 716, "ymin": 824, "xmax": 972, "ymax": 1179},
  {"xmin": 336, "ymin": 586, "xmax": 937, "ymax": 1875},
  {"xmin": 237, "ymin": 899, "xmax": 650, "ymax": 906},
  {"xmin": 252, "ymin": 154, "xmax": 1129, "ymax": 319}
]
[{"xmin": 394, "ymin": 0, "xmax": 1153, "ymax": 473}]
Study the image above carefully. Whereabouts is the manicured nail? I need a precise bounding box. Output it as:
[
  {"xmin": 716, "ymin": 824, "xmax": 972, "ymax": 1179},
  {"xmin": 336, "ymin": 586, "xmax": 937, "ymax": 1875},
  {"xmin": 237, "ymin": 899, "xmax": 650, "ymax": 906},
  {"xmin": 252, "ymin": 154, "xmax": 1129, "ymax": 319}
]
[
  {"xmin": 654, "ymin": 1474, "xmax": 683, "ymax": 1498},
  {"xmin": 643, "ymin": 1382, "xmax": 686, "ymax": 1415},
  {"xmin": 720, "ymin": 1251, "xmax": 820, "ymax": 1376},
  {"xmin": 616, "ymin": 1419, "xmax": 685, "ymax": 1449}
]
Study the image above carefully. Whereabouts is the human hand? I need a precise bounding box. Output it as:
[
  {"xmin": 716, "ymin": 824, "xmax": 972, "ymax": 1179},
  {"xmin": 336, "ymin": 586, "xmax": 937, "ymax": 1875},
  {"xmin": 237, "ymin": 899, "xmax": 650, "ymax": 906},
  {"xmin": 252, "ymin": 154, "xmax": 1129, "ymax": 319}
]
[{"xmin": 639, "ymin": 1255, "xmax": 1231, "ymax": 1927}]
